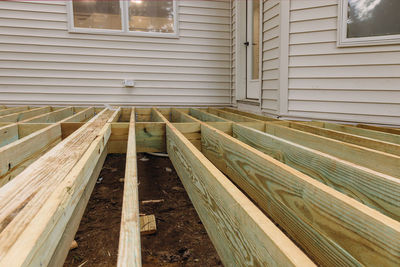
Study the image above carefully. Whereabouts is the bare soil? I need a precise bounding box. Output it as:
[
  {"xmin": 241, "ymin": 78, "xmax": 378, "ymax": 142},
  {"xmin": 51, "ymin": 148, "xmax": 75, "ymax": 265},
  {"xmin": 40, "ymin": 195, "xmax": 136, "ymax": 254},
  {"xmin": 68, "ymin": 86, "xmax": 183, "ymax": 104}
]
[{"xmin": 65, "ymin": 153, "xmax": 222, "ymax": 267}]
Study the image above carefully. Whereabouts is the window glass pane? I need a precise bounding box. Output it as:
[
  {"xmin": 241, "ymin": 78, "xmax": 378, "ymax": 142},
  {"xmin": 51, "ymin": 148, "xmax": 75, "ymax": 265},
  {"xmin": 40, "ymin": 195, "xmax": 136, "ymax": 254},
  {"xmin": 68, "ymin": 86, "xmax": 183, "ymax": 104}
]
[
  {"xmin": 347, "ymin": 0, "xmax": 400, "ymax": 38},
  {"xmin": 73, "ymin": 0, "xmax": 122, "ymax": 30},
  {"xmin": 252, "ymin": 0, "xmax": 260, "ymax": 80},
  {"xmin": 129, "ymin": 0, "xmax": 174, "ymax": 33}
]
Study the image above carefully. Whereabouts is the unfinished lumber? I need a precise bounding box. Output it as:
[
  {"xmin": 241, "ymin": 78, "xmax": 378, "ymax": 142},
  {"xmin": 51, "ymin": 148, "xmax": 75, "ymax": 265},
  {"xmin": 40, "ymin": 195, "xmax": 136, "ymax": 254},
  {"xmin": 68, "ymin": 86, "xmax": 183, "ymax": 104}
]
[
  {"xmin": 208, "ymin": 107, "xmax": 262, "ymax": 122},
  {"xmin": 22, "ymin": 106, "xmax": 74, "ymax": 123},
  {"xmin": 233, "ymin": 123, "xmax": 400, "ymax": 221},
  {"xmin": 201, "ymin": 123, "xmax": 400, "ymax": 266},
  {"xmin": 222, "ymin": 107, "xmax": 279, "ymax": 121},
  {"xmin": 155, "ymin": 109, "xmax": 315, "ymax": 266},
  {"xmin": 0, "ymin": 106, "xmax": 29, "ymax": 117},
  {"xmin": 109, "ymin": 123, "xmax": 129, "ymax": 153},
  {"xmin": 357, "ymin": 124, "xmax": 400, "ymax": 135},
  {"xmin": 287, "ymin": 121, "xmax": 400, "ymax": 156},
  {"xmin": 60, "ymin": 107, "xmax": 95, "ymax": 123},
  {"xmin": 140, "ymin": 215, "xmax": 157, "ymax": 235},
  {"xmin": 0, "ymin": 124, "xmax": 62, "ymax": 185},
  {"xmin": 18, "ymin": 123, "xmax": 52, "ymax": 139},
  {"xmin": 118, "ymin": 108, "xmax": 141, "ymax": 267},
  {"xmin": 0, "ymin": 124, "xmax": 18, "ymax": 148},
  {"xmin": 136, "ymin": 122, "xmax": 166, "ymax": 153},
  {"xmin": 0, "ymin": 109, "xmax": 115, "ymax": 266},
  {"xmin": 0, "ymin": 106, "xmax": 51, "ymax": 123},
  {"xmin": 264, "ymin": 122, "xmax": 400, "ymax": 178},
  {"xmin": 189, "ymin": 108, "xmax": 229, "ymax": 122},
  {"xmin": 48, "ymin": 146, "xmax": 108, "ymax": 267},
  {"xmin": 60, "ymin": 122, "xmax": 85, "ymax": 139}
]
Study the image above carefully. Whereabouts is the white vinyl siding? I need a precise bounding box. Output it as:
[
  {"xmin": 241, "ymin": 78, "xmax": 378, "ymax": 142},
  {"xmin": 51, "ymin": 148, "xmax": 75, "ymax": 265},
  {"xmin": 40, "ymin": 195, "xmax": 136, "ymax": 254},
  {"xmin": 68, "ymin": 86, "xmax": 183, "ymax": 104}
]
[
  {"xmin": 262, "ymin": 0, "xmax": 280, "ymax": 115},
  {"xmin": 0, "ymin": 0, "xmax": 231, "ymax": 106},
  {"xmin": 287, "ymin": 0, "xmax": 400, "ymax": 125},
  {"xmin": 231, "ymin": 0, "xmax": 236, "ymax": 105}
]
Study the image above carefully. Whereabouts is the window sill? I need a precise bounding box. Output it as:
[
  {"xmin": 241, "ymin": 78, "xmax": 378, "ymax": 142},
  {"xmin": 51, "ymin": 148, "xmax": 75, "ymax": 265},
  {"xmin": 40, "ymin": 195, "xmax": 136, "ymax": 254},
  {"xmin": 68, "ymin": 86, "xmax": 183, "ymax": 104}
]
[{"xmin": 68, "ymin": 27, "xmax": 180, "ymax": 39}]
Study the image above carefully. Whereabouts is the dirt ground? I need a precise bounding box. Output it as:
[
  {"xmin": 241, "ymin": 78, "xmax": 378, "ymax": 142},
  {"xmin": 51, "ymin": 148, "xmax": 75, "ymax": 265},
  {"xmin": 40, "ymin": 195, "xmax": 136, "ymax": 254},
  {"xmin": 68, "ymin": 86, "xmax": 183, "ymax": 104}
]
[{"xmin": 65, "ymin": 153, "xmax": 222, "ymax": 267}]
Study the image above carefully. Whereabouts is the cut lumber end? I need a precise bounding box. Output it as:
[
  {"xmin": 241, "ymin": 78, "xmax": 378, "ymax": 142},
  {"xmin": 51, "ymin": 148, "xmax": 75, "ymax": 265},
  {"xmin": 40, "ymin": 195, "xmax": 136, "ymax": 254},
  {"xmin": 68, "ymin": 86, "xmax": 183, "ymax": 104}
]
[{"xmin": 140, "ymin": 215, "xmax": 157, "ymax": 235}]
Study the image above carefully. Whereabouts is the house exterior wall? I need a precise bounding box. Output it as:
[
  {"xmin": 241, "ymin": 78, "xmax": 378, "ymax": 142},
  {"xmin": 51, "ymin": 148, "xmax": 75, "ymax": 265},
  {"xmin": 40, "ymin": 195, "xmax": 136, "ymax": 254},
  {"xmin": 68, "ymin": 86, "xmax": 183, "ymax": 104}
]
[
  {"xmin": 0, "ymin": 0, "xmax": 232, "ymax": 106},
  {"xmin": 286, "ymin": 0, "xmax": 400, "ymax": 125}
]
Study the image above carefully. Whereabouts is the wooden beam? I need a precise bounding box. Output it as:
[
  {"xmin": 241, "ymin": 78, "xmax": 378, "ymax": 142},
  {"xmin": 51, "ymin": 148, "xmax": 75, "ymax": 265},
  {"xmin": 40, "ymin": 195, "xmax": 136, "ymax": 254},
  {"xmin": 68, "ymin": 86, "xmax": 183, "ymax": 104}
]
[
  {"xmin": 233, "ymin": 123, "xmax": 400, "ymax": 221},
  {"xmin": 155, "ymin": 109, "xmax": 315, "ymax": 266},
  {"xmin": 118, "ymin": 108, "xmax": 141, "ymax": 267},
  {"xmin": 357, "ymin": 124, "xmax": 400, "ymax": 135},
  {"xmin": 201, "ymin": 123, "xmax": 400, "ymax": 266},
  {"xmin": 264, "ymin": 122, "xmax": 400, "ymax": 178},
  {"xmin": 0, "ymin": 109, "xmax": 115, "ymax": 266},
  {"xmin": 172, "ymin": 122, "xmax": 201, "ymax": 151},
  {"xmin": 0, "ymin": 106, "xmax": 52, "ymax": 123},
  {"xmin": 189, "ymin": 108, "xmax": 229, "ymax": 122},
  {"xmin": 288, "ymin": 122, "xmax": 400, "ymax": 156},
  {"xmin": 48, "ymin": 146, "xmax": 108, "ymax": 267},
  {"xmin": 0, "ymin": 124, "xmax": 18, "ymax": 148},
  {"xmin": 22, "ymin": 107, "xmax": 74, "ymax": 123},
  {"xmin": 60, "ymin": 122, "xmax": 85, "ymax": 139},
  {"xmin": 60, "ymin": 107, "xmax": 95, "ymax": 123},
  {"xmin": 136, "ymin": 122, "xmax": 166, "ymax": 153},
  {"xmin": 208, "ymin": 107, "xmax": 262, "ymax": 123},
  {"xmin": 321, "ymin": 122, "xmax": 400, "ymax": 145},
  {"xmin": 18, "ymin": 123, "xmax": 52, "ymax": 139},
  {"xmin": 0, "ymin": 106, "xmax": 29, "ymax": 117},
  {"xmin": 109, "ymin": 123, "xmax": 129, "ymax": 154},
  {"xmin": 222, "ymin": 107, "xmax": 279, "ymax": 121}
]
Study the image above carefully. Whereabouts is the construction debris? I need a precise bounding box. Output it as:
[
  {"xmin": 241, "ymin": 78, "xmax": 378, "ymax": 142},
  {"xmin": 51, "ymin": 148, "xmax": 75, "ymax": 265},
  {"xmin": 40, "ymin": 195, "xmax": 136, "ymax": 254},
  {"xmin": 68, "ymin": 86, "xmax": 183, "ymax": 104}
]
[{"xmin": 140, "ymin": 215, "xmax": 157, "ymax": 235}]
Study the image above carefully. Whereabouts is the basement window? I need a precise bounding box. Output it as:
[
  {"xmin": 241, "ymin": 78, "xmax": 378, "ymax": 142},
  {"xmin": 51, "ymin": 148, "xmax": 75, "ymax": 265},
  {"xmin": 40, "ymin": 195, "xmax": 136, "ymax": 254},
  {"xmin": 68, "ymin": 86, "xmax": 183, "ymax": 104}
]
[
  {"xmin": 338, "ymin": 0, "xmax": 400, "ymax": 46},
  {"xmin": 67, "ymin": 0, "xmax": 179, "ymax": 38}
]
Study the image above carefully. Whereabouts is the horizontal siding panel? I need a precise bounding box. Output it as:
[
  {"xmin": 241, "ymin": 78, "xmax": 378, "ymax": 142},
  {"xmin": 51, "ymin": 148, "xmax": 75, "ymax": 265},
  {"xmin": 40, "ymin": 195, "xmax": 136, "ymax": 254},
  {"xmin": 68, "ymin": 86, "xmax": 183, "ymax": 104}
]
[
  {"xmin": 290, "ymin": 5, "xmax": 337, "ymax": 22},
  {"xmin": 290, "ymin": 30, "xmax": 336, "ymax": 45},
  {"xmin": 289, "ymin": 90, "xmax": 400, "ymax": 104},
  {"xmin": 289, "ymin": 101, "xmax": 400, "ymax": 117},
  {"xmin": 289, "ymin": 65, "xmax": 400, "ymax": 78},
  {"xmin": 290, "ymin": 18, "xmax": 336, "ymax": 33},
  {"xmin": 0, "ymin": 0, "xmax": 232, "ymax": 106},
  {"xmin": 289, "ymin": 78, "xmax": 400, "ymax": 91},
  {"xmin": 291, "ymin": 0, "xmax": 337, "ymax": 10}
]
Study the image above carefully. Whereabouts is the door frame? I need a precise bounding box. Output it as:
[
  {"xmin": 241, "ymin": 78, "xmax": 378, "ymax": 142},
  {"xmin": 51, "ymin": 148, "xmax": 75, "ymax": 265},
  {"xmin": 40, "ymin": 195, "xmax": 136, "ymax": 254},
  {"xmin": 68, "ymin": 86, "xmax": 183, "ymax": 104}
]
[{"xmin": 234, "ymin": 0, "xmax": 262, "ymax": 105}]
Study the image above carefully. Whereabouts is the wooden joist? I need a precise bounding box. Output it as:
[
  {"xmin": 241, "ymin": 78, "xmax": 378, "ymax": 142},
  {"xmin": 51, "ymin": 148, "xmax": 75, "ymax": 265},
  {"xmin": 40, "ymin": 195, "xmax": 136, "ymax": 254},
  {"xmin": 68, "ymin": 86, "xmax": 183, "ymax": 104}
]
[
  {"xmin": 155, "ymin": 109, "xmax": 315, "ymax": 266},
  {"xmin": 0, "ymin": 109, "xmax": 115, "ymax": 266},
  {"xmin": 22, "ymin": 106, "xmax": 74, "ymax": 123},
  {"xmin": 118, "ymin": 108, "xmax": 141, "ymax": 267},
  {"xmin": 0, "ymin": 106, "xmax": 52, "ymax": 123},
  {"xmin": 357, "ymin": 123, "xmax": 400, "ymax": 135},
  {"xmin": 0, "ymin": 106, "xmax": 29, "ymax": 117},
  {"xmin": 222, "ymin": 107, "xmax": 279, "ymax": 121}
]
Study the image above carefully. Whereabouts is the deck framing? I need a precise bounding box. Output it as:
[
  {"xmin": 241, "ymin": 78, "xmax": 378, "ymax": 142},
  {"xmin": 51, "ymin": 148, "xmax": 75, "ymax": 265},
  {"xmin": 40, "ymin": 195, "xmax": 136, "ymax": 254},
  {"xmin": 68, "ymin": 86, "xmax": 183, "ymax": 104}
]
[{"xmin": 0, "ymin": 106, "xmax": 398, "ymax": 266}]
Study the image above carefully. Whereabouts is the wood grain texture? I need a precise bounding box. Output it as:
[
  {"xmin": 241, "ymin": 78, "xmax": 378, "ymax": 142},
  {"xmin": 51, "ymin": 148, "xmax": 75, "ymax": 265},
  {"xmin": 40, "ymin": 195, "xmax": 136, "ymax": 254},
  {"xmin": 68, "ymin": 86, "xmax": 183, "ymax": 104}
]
[
  {"xmin": 208, "ymin": 107, "xmax": 262, "ymax": 122},
  {"xmin": 0, "ymin": 124, "xmax": 18, "ymax": 148},
  {"xmin": 357, "ymin": 124, "xmax": 400, "ymax": 135},
  {"xmin": 233, "ymin": 124, "xmax": 400, "ymax": 221},
  {"xmin": 0, "ymin": 106, "xmax": 51, "ymax": 123},
  {"xmin": 136, "ymin": 122, "xmax": 166, "ymax": 153},
  {"xmin": 264, "ymin": 122, "xmax": 400, "ymax": 178},
  {"xmin": 289, "ymin": 122, "xmax": 400, "ymax": 156},
  {"xmin": 164, "ymin": 113, "xmax": 315, "ymax": 267},
  {"xmin": 201, "ymin": 123, "xmax": 400, "ymax": 266},
  {"xmin": 117, "ymin": 108, "xmax": 141, "ymax": 267},
  {"xmin": 22, "ymin": 106, "xmax": 74, "ymax": 123},
  {"xmin": 60, "ymin": 107, "xmax": 95, "ymax": 123},
  {"xmin": 0, "ymin": 109, "xmax": 114, "ymax": 266},
  {"xmin": 189, "ymin": 108, "xmax": 230, "ymax": 122},
  {"xmin": 222, "ymin": 107, "xmax": 279, "ymax": 121},
  {"xmin": 0, "ymin": 106, "xmax": 29, "ymax": 117}
]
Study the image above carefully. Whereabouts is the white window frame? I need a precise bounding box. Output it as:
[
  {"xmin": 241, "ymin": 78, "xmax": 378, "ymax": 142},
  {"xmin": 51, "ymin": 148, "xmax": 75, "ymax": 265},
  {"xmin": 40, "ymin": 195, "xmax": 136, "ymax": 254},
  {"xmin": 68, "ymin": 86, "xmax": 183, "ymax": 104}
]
[
  {"xmin": 67, "ymin": 0, "xmax": 179, "ymax": 38},
  {"xmin": 338, "ymin": 0, "xmax": 400, "ymax": 47}
]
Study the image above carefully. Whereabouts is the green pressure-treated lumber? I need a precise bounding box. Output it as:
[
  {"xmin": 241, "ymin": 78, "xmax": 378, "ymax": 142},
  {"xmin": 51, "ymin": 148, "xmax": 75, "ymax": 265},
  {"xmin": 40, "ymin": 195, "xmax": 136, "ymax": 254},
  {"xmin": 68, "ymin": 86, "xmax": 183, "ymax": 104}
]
[
  {"xmin": 189, "ymin": 108, "xmax": 230, "ymax": 122},
  {"xmin": 118, "ymin": 108, "xmax": 141, "ymax": 267},
  {"xmin": 357, "ymin": 124, "xmax": 400, "ymax": 135},
  {"xmin": 22, "ymin": 107, "xmax": 74, "ymax": 123},
  {"xmin": 154, "ymin": 109, "xmax": 315, "ymax": 267},
  {"xmin": 60, "ymin": 107, "xmax": 95, "ymax": 123},
  {"xmin": 222, "ymin": 107, "xmax": 279, "ymax": 121},
  {"xmin": 201, "ymin": 123, "xmax": 400, "ymax": 266},
  {"xmin": 264, "ymin": 122, "xmax": 400, "ymax": 178},
  {"xmin": 233, "ymin": 123, "xmax": 400, "ymax": 221},
  {"xmin": 208, "ymin": 107, "xmax": 261, "ymax": 122},
  {"xmin": 288, "ymin": 122, "xmax": 400, "ymax": 156},
  {"xmin": 0, "ymin": 106, "xmax": 52, "ymax": 123},
  {"xmin": 0, "ymin": 106, "xmax": 29, "ymax": 117},
  {"xmin": 136, "ymin": 122, "xmax": 166, "ymax": 153},
  {"xmin": 0, "ymin": 124, "xmax": 18, "ymax": 148}
]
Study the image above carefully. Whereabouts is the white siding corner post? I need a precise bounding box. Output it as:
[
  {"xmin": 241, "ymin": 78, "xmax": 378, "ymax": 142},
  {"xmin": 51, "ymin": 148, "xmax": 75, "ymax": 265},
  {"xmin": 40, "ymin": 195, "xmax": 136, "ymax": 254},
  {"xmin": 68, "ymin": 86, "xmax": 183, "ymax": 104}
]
[
  {"xmin": 278, "ymin": 0, "xmax": 290, "ymax": 116},
  {"xmin": 234, "ymin": 0, "xmax": 247, "ymax": 101}
]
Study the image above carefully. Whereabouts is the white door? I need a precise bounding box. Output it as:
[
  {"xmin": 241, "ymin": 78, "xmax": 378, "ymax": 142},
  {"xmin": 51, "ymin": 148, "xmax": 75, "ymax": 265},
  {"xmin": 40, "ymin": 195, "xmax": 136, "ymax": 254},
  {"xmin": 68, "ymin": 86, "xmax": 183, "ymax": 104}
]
[{"xmin": 246, "ymin": 0, "xmax": 261, "ymax": 100}]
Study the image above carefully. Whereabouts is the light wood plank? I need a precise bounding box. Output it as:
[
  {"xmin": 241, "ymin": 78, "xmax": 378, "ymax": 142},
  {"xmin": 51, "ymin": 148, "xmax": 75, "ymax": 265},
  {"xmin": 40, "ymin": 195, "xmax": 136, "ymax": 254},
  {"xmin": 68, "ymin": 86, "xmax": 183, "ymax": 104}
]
[
  {"xmin": 201, "ymin": 123, "xmax": 400, "ymax": 266},
  {"xmin": 117, "ymin": 108, "xmax": 141, "ymax": 267},
  {"xmin": 223, "ymin": 107, "xmax": 279, "ymax": 121},
  {"xmin": 0, "ymin": 106, "xmax": 29, "ymax": 117},
  {"xmin": 0, "ymin": 106, "xmax": 51, "ymax": 123},
  {"xmin": 208, "ymin": 107, "xmax": 262, "ymax": 122},
  {"xmin": 140, "ymin": 215, "xmax": 157, "ymax": 235},
  {"xmin": 60, "ymin": 107, "xmax": 95, "ymax": 123},
  {"xmin": 264, "ymin": 122, "xmax": 400, "ymax": 178},
  {"xmin": 189, "ymin": 108, "xmax": 230, "ymax": 122},
  {"xmin": 159, "ymin": 109, "xmax": 315, "ymax": 266},
  {"xmin": 22, "ymin": 106, "xmax": 74, "ymax": 123},
  {"xmin": 0, "ymin": 124, "xmax": 18, "ymax": 148},
  {"xmin": 357, "ymin": 124, "xmax": 400, "ymax": 135},
  {"xmin": 136, "ymin": 122, "xmax": 166, "ymax": 153}
]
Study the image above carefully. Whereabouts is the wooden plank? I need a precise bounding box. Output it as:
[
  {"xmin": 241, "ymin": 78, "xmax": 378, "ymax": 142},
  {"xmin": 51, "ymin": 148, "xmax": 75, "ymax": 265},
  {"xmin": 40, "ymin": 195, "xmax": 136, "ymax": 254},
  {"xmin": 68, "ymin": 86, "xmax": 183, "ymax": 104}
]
[
  {"xmin": 0, "ymin": 106, "xmax": 29, "ymax": 117},
  {"xmin": 0, "ymin": 124, "xmax": 18, "ymax": 148},
  {"xmin": 305, "ymin": 121, "xmax": 400, "ymax": 145},
  {"xmin": 22, "ymin": 107, "xmax": 74, "ymax": 123},
  {"xmin": 108, "ymin": 123, "xmax": 129, "ymax": 154},
  {"xmin": 60, "ymin": 122, "xmax": 85, "ymax": 139},
  {"xmin": 136, "ymin": 122, "xmax": 166, "ymax": 153},
  {"xmin": 0, "ymin": 109, "xmax": 115, "ymax": 266},
  {"xmin": 0, "ymin": 106, "xmax": 51, "ymax": 123},
  {"xmin": 201, "ymin": 123, "xmax": 400, "ymax": 266},
  {"xmin": 233, "ymin": 124, "xmax": 400, "ymax": 221},
  {"xmin": 118, "ymin": 108, "xmax": 141, "ymax": 267},
  {"xmin": 136, "ymin": 108, "xmax": 152, "ymax": 122},
  {"xmin": 189, "ymin": 108, "xmax": 230, "ymax": 122},
  {"xmin": 357, "ymin": 124, "xmax": 400, "ymax": 136},
  {"xmin": 18, "ymin": 123, "xmax": 52, "ymax": 139},
  {"xmin": 60, "ymin": 107, "xmax": 95, "ymax": 123},
  {"xmin": 208, "ymin": 108, "xmax": 262, "ymax": 122},
  {"xmin": 140, "ymin": 215, "xmax": 157, "ymax": 235},
  {"xmin": 160, "ymin": 109, "xmax": 315, "ymax": 266},
  {"xmin": 289, "ymin": 122, "xmax": 400, "ymax": 156},
  {"xmin": 264, "ymin": 122, "xmax": 400, "ymax": 178},
  {"xmin": 173, "ymin": 122, "xmax": 202, "ymax": 151},
  {"xmin": 223, "ymin": 107, "xmax": 279, "ymax": 121},
  {"xmin": 48, "ymin": 147, "xmax": 107, "ymax": 267},
  {"xmin": 171, "ymin": 108, "xmax": 198, "ymax": 123}
]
